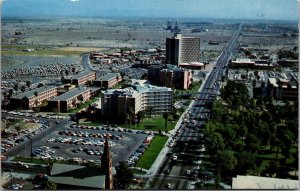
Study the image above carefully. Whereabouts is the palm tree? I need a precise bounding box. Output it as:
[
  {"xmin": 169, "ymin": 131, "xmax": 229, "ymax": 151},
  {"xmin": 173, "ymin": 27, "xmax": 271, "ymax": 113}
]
[
  {"xmin": 127, "ymin": 106, "xmax": 135, "ymax": 127},
  {"xmin": 163, "ymin": 112, "xmax": 169, "ymax": 133}
]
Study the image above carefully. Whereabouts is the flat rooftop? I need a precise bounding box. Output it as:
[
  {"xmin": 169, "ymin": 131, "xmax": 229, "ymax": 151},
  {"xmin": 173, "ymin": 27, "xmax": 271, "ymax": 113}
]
[
  {"xmin": 11, "ymin": 86, "xmax": 57, "ymax": 99},
  {"xmin": 96, "ymin": 73, "xmax": 120, "ymax": 81},
  {"xmin": 65, "ymin": 71, "xmax": 95, "ymax": 80},
  {"xmin": 50, "ymin": 87, "xmax": 90, "ymax": 101}
]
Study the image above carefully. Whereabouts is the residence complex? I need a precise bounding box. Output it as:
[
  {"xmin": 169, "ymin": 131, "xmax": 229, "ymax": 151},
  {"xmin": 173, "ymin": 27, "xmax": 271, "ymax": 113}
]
[
  {"xmin": 63, "ymin": 71, "xmax": 96, "ymax": 86},
  {"xmin": 148, "ymin": 65, "xmax": 193, "ymax": 90},
  {"xmin": 94, "ymin": 73, "xmax": 122, "ymax": 89},
  {"xmin": 10, "ymin": 86, "xmax": 58, "ymax": 110},
  {"xmin": 48, "ymin": 87, "xmax": 100, "ymax": 112},
  {"xmin": 101, "ymin": 83, "xmax": 173, "ymax": 120}
]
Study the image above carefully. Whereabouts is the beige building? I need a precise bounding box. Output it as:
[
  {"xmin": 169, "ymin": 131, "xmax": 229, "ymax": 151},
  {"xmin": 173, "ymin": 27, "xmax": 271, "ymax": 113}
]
[
  {"xmin": 101, "ymin": 84, "xmax": 173, "ymax": 120},
  {"xmin": 166, "ymin": 33, "xmax": 200, "ymax": 66}
]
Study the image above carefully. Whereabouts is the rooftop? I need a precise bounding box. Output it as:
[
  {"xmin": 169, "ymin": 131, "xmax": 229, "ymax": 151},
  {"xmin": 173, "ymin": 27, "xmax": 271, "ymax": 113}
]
[
  {"xmin": 232, "ymin": 175, "xmax": 299, "ymax": 189},
  {"xmin": 11, "ymin": 86, "xmax": 57, "ymax": 99},
  {"xmin": 50, "ymin": 87, "xmax": 90, "ymax": 101},
  {"xmin": 50, "ymin": 163, "xmax": 105, "ymax": 189},
  {"xmin": 96, "ymin": 73, "xmax": 120, "ymax": 81},
  {"xmin": 65, "ymin": 71, "xmax": 95, "ymax": 80}
]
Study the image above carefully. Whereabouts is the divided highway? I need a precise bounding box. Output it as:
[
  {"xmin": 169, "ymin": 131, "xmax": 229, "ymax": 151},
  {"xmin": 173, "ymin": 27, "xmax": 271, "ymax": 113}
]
[{"xmin": 145, "ymin": 23, "xmax": 243, "ymax": 190}]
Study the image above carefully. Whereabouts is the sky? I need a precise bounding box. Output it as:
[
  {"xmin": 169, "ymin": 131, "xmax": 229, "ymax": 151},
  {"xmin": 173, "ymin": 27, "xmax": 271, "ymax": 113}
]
[{"xmin": 1, "ymin": 0, "xmax": 298, "ymax": 21}]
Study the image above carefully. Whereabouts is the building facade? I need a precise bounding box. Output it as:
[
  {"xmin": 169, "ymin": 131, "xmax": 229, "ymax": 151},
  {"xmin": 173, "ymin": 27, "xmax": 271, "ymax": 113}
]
[
  {"xmin": 94, "ymin": 73, "xmax": 122, "ymax": 89},
  {"xmin": 10, "ymin": 86, "xmax": 58, "ymax": 110},
  {"xmin": 268, "ymin": 77, "xmax": 298, "ymax": 100},
  {"xmin": 64, "ymin": 71, "xmax": 96, "ymax": 86},
  {"xmin": 48, "ymin": 87, "xmax": 100, "ymax": 112},
  {"xmin": 101, "ymin": 85, "xmax": 173, "ymax": 120},
  {"xmin": 166, "ymin": 33, "xmax": 200, "ymax": 66},
  {"xmin": 148, "ymin": 65, "xmax": 193, "ymax": 90}
]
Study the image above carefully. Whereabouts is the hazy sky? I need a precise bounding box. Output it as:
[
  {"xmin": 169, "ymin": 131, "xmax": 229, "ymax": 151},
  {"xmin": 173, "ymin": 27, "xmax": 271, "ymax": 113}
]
[{"xmin": 2, "ymin": 0, "xmax": 298, "ymax": 20}]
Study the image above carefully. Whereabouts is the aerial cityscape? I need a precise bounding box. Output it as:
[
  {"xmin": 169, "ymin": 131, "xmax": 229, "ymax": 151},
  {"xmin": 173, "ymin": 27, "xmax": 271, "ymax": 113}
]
[{"xmin": 1, "ymin": 0, "xmax": 298, "ymax": 190}]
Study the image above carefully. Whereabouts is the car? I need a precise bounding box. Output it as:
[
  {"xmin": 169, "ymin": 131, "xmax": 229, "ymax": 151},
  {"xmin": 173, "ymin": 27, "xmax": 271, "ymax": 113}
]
[
  {"xmin": 165, "ymin": 183, "xmax": 171, "ymax": 189},
  {"xmin": 172, "ymin": 156, "xmax": 178, "ymax": 161},
  {"xmin": 186, "ymin": 170, "xmax": 191, "ymax": 176}
]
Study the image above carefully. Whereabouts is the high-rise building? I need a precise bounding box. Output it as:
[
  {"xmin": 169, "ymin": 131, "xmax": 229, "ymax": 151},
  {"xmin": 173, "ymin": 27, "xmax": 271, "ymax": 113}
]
[{"xmin": 166, "ymin": 33, "xmax": 200, "ymax": 66}]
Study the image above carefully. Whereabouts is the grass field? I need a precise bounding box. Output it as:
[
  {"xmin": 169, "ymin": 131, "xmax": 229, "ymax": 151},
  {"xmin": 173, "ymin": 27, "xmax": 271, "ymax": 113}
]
[
  {"xmin": 136, "ymin": 135, "xmax": 168, "ymax": 170},
  {"xmin": 1, "ymin": 45, "xmax": 105, "ymax": 56},
  {"xmin": 122, "ymin": 115, "xmax": 177, "ymax": 132}
]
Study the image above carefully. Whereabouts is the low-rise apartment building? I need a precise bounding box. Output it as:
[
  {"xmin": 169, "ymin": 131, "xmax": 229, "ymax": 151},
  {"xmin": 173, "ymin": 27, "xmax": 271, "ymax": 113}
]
[
  {"xmin": 101, "ymin": 84, "xmax": 173, "ymax": 120},
  {"xmin": 94, "ymin": 73, "xmax": 122, "ymax": 89},
  {"xmin": 148, "ymin": 65, "xmax": 192, "ymax": 90},
  {"xmin": 10, "ymin": 86, "xmax": 58, "ymax": 110},
  {"xmin": 268, "ymin": 77, "xmax": 298, "ymax": 100},
  {"xmin": 63, "ymin": 71, "xmax": 96, "ymax": 86},
  {"xmin": 48, "ymin": 87, "xmax": 100, "ymax": 113}
]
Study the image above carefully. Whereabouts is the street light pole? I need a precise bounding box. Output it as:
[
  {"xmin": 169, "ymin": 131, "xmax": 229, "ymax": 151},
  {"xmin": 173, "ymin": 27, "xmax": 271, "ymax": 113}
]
[{"xmin": 30, "ymin": 138, "xmax": 33, "ymax": 161}]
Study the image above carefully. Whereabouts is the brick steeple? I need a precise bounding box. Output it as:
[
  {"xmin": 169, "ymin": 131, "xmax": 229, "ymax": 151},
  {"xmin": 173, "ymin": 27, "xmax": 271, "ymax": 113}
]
[{"xmin": 101, "ymin": 135, "xmax": 114, "ymax": 189}]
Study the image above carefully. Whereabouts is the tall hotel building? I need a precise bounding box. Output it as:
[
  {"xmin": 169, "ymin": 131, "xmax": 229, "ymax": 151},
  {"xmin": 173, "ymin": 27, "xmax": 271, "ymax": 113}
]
[{"xmin": 166, "ymin": 33, "xmax": 200, "ymax": 66}]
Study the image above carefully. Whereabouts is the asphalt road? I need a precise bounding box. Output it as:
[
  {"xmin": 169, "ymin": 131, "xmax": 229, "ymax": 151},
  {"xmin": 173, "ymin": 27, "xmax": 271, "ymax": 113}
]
[{"xmin": 145, "ymin": 23, "xmax": 243, "ymax": 189}]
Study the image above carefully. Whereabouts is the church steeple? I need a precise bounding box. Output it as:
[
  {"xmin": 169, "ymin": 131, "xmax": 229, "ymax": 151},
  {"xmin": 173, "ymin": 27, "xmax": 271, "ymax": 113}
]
[{"xmin": 101, "ymin": 135, "xmax": 114, "ymax": 189}]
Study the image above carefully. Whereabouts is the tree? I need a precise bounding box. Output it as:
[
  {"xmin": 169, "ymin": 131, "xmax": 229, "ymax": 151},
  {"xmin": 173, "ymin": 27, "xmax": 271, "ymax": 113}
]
[
  {"xmin": 65, "ymin": 70, "xmax": 69, "ymax": 76},
  {"xmin": 214, "ymin": 150, "xmax": 237, "ymax": 188},
  {"xmin": 147, "ymin": 106, "xmax": 154, "ymax": 117},
  {"xmin": 37, "ymin": 83, "xmax": 44, "ymax": 88},
  {"xmin": 115, "ymin": 161, "xmax": 134, "ymax": 189},
  {"xmin": 21, "ymin": 86, "xmax": 26, "ymax": 92},
  {"xmin": 162, "ymin": 112, "xmax": 169, "ymax": 133},
  {"xmin": 235, "ymin": 151, "xmax": 256, "ymax": 175},
  {"xmin": 13, "ymin": 84, "xmax": 19, "ymax": 91},
  {"xmin": 44, "ymin": 181, "xmax": 57, "ymax": 190},
  {"xmin": 26, "ymin": 81, "xmax": 31, "ymax": 87}
]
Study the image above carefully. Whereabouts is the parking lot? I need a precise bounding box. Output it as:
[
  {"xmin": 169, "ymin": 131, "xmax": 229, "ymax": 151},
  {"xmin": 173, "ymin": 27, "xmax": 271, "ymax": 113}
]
[{"xmin": 27, "ymin": 124, "xmax": 150, "ymax": 166}]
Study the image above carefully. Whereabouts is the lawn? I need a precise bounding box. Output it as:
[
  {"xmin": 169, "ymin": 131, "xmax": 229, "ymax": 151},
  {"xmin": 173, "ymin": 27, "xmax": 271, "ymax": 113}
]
[
  {"xmin": 136, "ymin": 135, "xmax": 168, "ymax": 170},
  {"xmin": 68, "ymin": 97, "xmax": 100, "ymax": 113},
  {"xmin": 121, "ymin": 115, "xmax": 177, "ymax": 132}
]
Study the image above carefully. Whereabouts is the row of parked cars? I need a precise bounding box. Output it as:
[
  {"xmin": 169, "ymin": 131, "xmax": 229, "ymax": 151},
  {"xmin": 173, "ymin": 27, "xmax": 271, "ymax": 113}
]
[
  {"xmin": 57, "ymin": 130, "xmax": 123, "ymax": 140},
  {"xmin": 127, "ymin": 135, "xmax": 153, "ymax": 166},
  {"xmin": 47, "ymin": 137, "xmax": 116, "ymax": 147},
  {"xmin": 2, "ymin": 110, "xmax": 66, "ymax": 119},
  {"xmin": 33, "ymin": 146, "xmax": 56, "ymax": 159},
  {"xmin": 1, "ymin": 122, "xmax": 51, "ymax": 153}
]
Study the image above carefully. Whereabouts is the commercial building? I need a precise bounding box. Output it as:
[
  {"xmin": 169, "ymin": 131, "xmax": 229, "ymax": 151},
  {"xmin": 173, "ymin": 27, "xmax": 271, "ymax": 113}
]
[
  {"xmin": 229, "ymin": 58, "xmax": 274, "ymax": 70},
  {"xmin": 268, "ymin": 77, "xmax": 298, "ymax": 100},
  {"xmin": 94, "ymin": 73, "xmax": 122, "ymax": 89},
  {"xmin": 48, "ymin": 87, "xmax": 100, "ymax": 112},
  {"xmin": 101, "ymin": 84, "xmax": 173, "ymax": 120},
  {"xmin": 63, "ymin": 71, "xmax": 96, "ymax": 86},
  {"xmin": 166, "ymin": 33, "xmax": 200, "ymax": 66},
  {"xmin": 148, "ymin": 65, "xmax": 193, "ymax": 90},
  {"xmin": 10, "ymin": 86, "xmax": 58, "ymax": 110}
]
